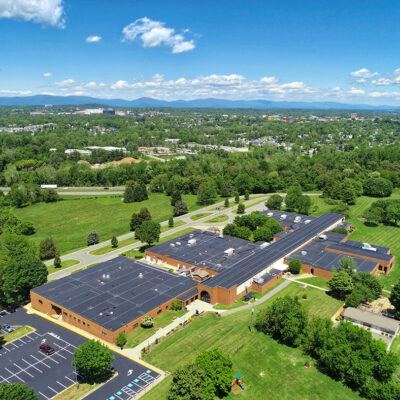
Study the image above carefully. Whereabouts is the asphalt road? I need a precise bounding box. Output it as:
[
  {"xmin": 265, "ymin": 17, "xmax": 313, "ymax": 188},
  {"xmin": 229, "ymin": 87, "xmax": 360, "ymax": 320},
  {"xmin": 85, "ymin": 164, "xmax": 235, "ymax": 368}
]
[{"xmin": 0, "ymin": 308, "xmax": 160, "ymax": 400}]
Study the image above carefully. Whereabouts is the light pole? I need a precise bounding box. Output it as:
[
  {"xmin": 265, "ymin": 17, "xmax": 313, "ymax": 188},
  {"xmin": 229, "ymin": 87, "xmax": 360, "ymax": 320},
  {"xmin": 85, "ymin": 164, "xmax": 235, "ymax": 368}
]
[{"xmin": 250, "ymin": 306, "xmax": 255, "ymax": 332}]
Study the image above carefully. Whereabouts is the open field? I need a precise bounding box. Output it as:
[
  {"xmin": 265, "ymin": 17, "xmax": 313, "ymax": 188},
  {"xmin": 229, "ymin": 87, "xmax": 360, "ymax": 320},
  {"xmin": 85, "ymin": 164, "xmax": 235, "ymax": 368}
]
[
  {"xmin": 125, "ymin": 309, "xmax": 187, "ymax": 348},
  {"xmin": 2, "ymin": 326, "xmax": 34, "ymax": 345},
  {"xmin": 142, "ymin": 283, "xmax": 355, "ymax": 400},
  {"xmin": 310, "ymin": 193, "xmax": 400, "ymax": 290},
  {"xmin": 47, "ymin": 259, "xmax": 80, "ymax": 274},
  {"xmin": 13, "ymin": 193, "xmax": 200, "ymax": 255}
]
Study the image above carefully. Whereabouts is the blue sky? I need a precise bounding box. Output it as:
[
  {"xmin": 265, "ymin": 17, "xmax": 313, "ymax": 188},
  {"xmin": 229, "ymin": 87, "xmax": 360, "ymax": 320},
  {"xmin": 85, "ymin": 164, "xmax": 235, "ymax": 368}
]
[{"xmin": 1, "ymin": 0, "xmax": 400, "ymax": 104}]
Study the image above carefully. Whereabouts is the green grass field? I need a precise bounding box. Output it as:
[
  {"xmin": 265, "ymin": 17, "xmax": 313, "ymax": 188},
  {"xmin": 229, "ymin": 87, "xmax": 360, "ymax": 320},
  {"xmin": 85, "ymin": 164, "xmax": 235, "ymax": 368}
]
[
  {"xmin": 205, "ymin": 214, "xmax": 229, "ymax": 223},
  {"xmin": 296, "ymin": 276, "xmax": 330, "ymax": 289},
  {"xmin": 125, "ymin": 309, "xmax": 187, "ymax": 348},
  {"xmin": 47, "ymin": 259, "xmax": 80, "ymax": 274},
  {"xmin": 13, "ymin": 193, "xmax": 200, "ymax": 255},
  {"xmin": 310, "ymin": 193, "xmax": 400, "ymax": 290},
  {"xmin": 142, "ymin": 283, "xmax": 354, "ymax": 400},
  {"xmin": 190, "ymin": 212, "xmax": 212, "ymax": 221}
]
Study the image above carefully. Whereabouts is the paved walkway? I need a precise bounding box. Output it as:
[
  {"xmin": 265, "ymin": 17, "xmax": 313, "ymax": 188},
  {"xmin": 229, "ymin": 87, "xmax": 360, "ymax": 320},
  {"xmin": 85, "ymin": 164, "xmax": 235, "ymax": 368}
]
[
  {"xmin": 218, "ymin": 280, "xmax": 292, "ymax": 316},
  {"xmin": 286, "ymin": 277, "xmax": 328, "ymax": 291},
  {"xmin": 124, "ymin": 300, "xmax": 215, "ymax": 360}
]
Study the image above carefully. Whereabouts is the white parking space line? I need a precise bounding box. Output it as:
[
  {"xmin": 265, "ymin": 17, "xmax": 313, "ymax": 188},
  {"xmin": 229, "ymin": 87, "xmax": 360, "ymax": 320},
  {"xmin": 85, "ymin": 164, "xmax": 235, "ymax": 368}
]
[
  {"xmin": 38, "ymin": 391, "xmax": 50, "ymax": 400},
  {"xmin": 65, "ymin": 376, "xmax": 75, "ymax": 383},
  {"xmin": 47, "ymin": 386, "xmax": 59, "ymax": 395},
  {"xmin": 14, "ymin": 363, "xmax": 34, "ymax": 378},
  {"xmin": 30, "ymin": 354, "xmax": 51, "ymax": 369},
  {"xmin": 22, "ymin": 358, "xmax": 43, "ymax": 373},
  {"xmin": 18, "ymin": 338, "xmax": 26, "ymax": 344},
  {"xmin": 56, "ymin": 380, "xmax": 67, "ymax": 389},
  {"xmin": 4, "ymin": 367, "xmax": 25, "ymax": 383},
  {"xmin": 0, "ymin": 375, "xmax": 10, "ymax": 384}
]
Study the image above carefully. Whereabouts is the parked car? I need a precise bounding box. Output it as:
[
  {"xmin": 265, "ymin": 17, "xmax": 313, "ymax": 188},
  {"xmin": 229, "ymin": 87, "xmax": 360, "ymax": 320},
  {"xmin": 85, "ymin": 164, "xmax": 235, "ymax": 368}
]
[
  {"xmin": 2, "ymin": 324, "xmax": 13, "ymax": 333},
  {"xmin": 6, "ymin": 306, "xmax": 16, "ymax": 313},
  {"xmin": 0, "ymin": 311, "xmax": 6, "ymax": 316},
  {"xmin": 39, "ymin": 344, "xmax": 55, "ymax": 355}
]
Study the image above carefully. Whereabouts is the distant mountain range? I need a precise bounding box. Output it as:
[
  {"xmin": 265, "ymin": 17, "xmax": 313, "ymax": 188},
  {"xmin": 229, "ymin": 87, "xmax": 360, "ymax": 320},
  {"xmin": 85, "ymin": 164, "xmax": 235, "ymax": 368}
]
[{"xmin": 0, "ymin": 94, "xmax": 397, "ymax": 110}]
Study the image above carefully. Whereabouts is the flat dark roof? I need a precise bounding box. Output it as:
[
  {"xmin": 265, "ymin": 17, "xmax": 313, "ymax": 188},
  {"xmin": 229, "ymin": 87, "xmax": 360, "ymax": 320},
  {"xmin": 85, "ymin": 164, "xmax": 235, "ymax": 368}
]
[{"xmin": 32, "ymin": 257, "xmax": 197, "ymax": 332}]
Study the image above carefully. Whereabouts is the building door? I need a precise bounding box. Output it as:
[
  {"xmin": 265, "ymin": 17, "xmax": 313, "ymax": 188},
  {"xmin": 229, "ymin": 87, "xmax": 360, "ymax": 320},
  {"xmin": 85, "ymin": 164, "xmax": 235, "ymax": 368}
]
[
  {"xmin": 200, "ymin": 291, "xmax": 211, "ymax": 303},
  {"xmin": 311, "ymin": 268, "xmax": 314, "ymax": 275}
]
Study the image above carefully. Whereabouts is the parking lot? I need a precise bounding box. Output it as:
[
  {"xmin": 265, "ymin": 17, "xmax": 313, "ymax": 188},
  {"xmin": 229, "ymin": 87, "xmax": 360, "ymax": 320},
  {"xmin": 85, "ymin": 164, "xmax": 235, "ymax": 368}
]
[{"xmin": 0, "ymin": 308, "xmax": 161, "ymax": 399}]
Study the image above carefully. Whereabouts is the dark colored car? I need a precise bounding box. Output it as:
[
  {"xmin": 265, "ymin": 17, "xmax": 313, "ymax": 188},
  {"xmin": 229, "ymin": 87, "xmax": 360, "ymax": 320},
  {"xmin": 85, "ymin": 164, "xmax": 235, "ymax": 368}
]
[
  {"xmin": 2, "ymin": 324, "xmax": 13, "ymax": 333},
  {"xmin": 39, "ymin": 344, "xmax": 55, "ymax": 355},
  {"xmin": 6, "ymin": 306, "xmax": 16, "ymax": 313},
  {"xmin": 0, "ymin": 311, "xmax": 6, "ymax": 316}
]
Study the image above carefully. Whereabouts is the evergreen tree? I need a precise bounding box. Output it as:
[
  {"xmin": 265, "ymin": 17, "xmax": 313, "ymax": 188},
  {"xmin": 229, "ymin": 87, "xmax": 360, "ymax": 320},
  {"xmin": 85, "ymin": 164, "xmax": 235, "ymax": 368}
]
[
  {"xmin": 173, "ymin": 200, "xmax": 188, "ymax": 216},
  {"xmin": 54, "ymin": 254, "xmax": 62, "ymax": 269},
  {"xmin": 87, "ymin": 231, "xmax": 99, "ymax": 246},
  {"xmin": 234, "ymin": 192, "xmax": 240, "ymax": 203},
  {"xmin": 168, "ymin": 217, "xmax": 174, "ymax": 227},
  {"xmin": 224, "ymin": 198, "xmax": 229, "ymax": 207},
  {"xmin": 111, "ymin": 236, "xmax": 118, "ymax": 248},
  {"xmin": 171, "ymin": 190, "xmax": 182, "ymax": 206}
]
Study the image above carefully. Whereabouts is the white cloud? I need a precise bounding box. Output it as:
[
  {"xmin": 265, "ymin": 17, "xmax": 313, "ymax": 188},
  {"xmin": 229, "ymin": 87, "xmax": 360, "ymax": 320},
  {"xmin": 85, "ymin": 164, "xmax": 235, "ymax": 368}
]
[
  {"xmin": 86, "ymin": 35, "xmax": 102, "ymax": 43},
  {"xmin": 110, "ymin": 80, "xmax": 131, "ymax": 90},
  {"xmin": 348, "ymin": 87, "xmax": 365, "ymax": 96},
  {"xmin": 122, "ymin": 17, "xmax": 195, "ymax": 53},
  {"xmin": 350, "ymin": 68, "xmax": 379, "ymax": 78},
  {"xmin": 54, "ymin": 78, "xmax": 76, "ymax": 87},
  {"xmin": 0, "ymin": 0, "xmax": 65, "ymax": 28},
  {"xmin": 43, "ymin": 72, "xmax": 52, "ymax": 77},
  {"xmin": 0, "ymin": 89, "xmax": 33, "ymax": 96}
]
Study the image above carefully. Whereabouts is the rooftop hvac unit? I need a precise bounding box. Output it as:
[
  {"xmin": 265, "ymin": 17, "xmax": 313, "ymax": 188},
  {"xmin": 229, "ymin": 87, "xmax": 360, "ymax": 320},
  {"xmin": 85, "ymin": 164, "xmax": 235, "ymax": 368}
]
[
  {"xmin": 106, "ymin": 274, "xmax": 110, "ymax": 279},
  {"xmin": 224, "ymin": 248, "xmax": 235, "ymax": 256},
  {"xmin": 362, "ymin": 243, "xmax": 377, "ymax": 252},
  {"xmin": 304, "ymin": 220, "xmax": 311, "ymax": 224},
  {"xmin": 189, "ymin": 233, "xmax": 194, "ymax": 238},
  {"xmin": 318, "ymin": 234, "xmax": 328, "ymax": 240},
  {"xmin": 280, "ymin": 214, "xmax": 287, "ymax": 220},
  {"xmin": 254, "ymin": 277, "xmax": 264, "ymax": 284},
  {"xmin": 176, "ymin": 241, "xmax": 181, "ymax": 246},
  {"xmin": 102, "ymin": 274, "xmax": 106, "ymax": 279},
  {"xmin": 188, "ymin": 238, "xmax": 197, "ymax": 245},
  {"xmin": 170, "ymin": 243, "xmax": 175, "ymax": 247},
  {"xmin": 259, "ymin": 242, "xmax": 270, "ymax": 249},
  {"xmin": 219, "ymin": 234, "xmax": 224, "ymax": 238},
  {"xmin": 301, "ymin": 251, "xmax": 307, "ymax": 256},
  {"xmin": 294, "ymin": 216, "xmax": 301, "ymax": 223},
  {"xmin": 267, "ymin": 212, "xmax": 273, "ymax": 217}
]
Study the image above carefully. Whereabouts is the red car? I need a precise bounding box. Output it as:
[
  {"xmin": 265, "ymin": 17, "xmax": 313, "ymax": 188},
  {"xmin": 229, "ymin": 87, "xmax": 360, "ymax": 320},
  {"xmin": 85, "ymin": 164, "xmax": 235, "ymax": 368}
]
[{"xmin": 39, "ymin": 344, "xmax": 55, "ymax": 355}]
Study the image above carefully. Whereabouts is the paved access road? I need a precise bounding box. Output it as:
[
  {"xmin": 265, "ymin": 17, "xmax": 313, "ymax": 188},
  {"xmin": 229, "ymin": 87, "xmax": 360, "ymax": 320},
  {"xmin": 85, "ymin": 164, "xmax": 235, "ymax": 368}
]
[{"xmin": 0, "ymin": 308, "xmax": 160, "ymax": 400}]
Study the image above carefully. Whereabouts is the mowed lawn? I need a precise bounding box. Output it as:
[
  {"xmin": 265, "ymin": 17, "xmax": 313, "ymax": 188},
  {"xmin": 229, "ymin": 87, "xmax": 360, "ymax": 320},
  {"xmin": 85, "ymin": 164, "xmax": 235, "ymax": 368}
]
[
  {"xmin": 310, "ymin": 193, "xmax": 400, "ymax": 291},
  {"xmin": 142, "ymin": 283, "xmax": 355, "ymax": 400},
  {"xmin": 13, "ymin": 193, "xmax": 199, "ymax": 255}
]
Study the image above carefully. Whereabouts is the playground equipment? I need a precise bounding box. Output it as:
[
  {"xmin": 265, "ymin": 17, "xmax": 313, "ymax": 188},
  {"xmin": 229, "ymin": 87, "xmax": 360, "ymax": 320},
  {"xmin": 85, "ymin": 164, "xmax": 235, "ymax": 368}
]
[{"xmin": 232, "ymin": 374, "xmax": 245, "ymax": 393}]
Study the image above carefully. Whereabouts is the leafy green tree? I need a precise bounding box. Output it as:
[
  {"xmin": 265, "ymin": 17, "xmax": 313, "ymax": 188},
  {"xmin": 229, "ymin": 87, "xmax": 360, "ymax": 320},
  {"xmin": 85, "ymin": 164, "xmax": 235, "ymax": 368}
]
[
  {"xmin": 234, "ymin": 226, "xmax": 252, "ymax": 240},
  {"xmin": 141, "ymin": 316, "xmax": 154, "ymax": 328},
  {"xmin": 168, "ymin": 217, "xmax": 174, "ymax": 227},
  {"xmin": 87, "ymin": 231, "xmax": 99, "ymax": 246},
  {"xmin": 390, "ymin": 280, "xmax": 400, "ymax": 319},
  {"xmin": 138, "ymin": 207, "xmax": 152, "ymax": 222},
  {"xmin": 224, "ymin": 198, "xmax": 229, "ymax": 207},
  {"xmin": 54, "ymin": 254, "xmax": 62, "ymax": 269},
  {"xmin": 42, "ymin": 188, "xmax": 59, "ymax": 203},
  {"xmin": 266, "ymin": 194, "xmax": 283, "ymax": 210},
  {"xmin": 297, "ymin": 195, "xmax": 311, "ymax": 215},
  {"xmin": 237, "ymin": 204, "xmax": 245, "ymax": 214},
  {"xmin": 171, "ymin": 300, "xmax": 182, "ymax": 311},
  {"xmin": 328, "ymin": 270, "xmax": 354, "ymax": 299},
  {"xmin": 363, "ymin": 177, "xmax": 393, "ymax": 198},
  {"xmin": 285, "ymin": 185, "xmax": 302, "ymax": 211},
  {"xmin": 115, "ymin": 332, "xmax": 127, "ymax": 349},
  {"xmin": 255, "ymin": 296, "xmax": 307, "ymax": 347},
  {"xmin": 171, "ymin": 190, "xmax": 182, "ymax": 206},
  {"xmin": 111, "ymin": 236, "xmax": 118, "ymax": 248},
  {"xmin": 253, "ymin": 226, "xmax": 273, "ymax": 242},
  {"xmin": 72, "ymin": 340, "xmax": 115, "ymax": 383},
  {"xmin": 39, "ymin": 237, "xmax": 58, "ymax": 260},
  {"xmin": 353, "ymin": 272, "xmax": 382, "ymax": 302},
  {"xmin": 302, "ymin": 317, "xmax": 333, "ymax": 359},
  {"xmin": 167, "ymin": 364, "xmax": 207, "ymax": 400},
  {"xmin": 220, "ymin": 182, "xmax": 233, "ymax": 198},
  {"xmin": 340, "ymin": 178, "xmax": 357, "ymax": 205},
  {"xmin": 18, "ymin": 221, "xmax": 35, "ymax": 235},
  {"xmin": 135, "ymin": 221, "xmax": 161, "ymax": 246},
  {"xmin": 332, "ymin": 227, "xmax": 348, "ymax": 235},
  {"xmin": 197, "ymin": 181, "xmax": 217, "ymax": 205},
  {"xmin": 234, "ymin": 192, "xmax": 240, "ymax": 203},
  {"xmin": 124, "ymin": 180, "xmax": 148, "ymax": 203},
  {"xmin": 345, "ymin": 290, "xmax": 364, "ymax": 308},
  {"xmin": 244, "ymin": 190, "xmax": 250, "ymax": 200},
  {"xmin": 173, "ymin": 200, "xmax": 188, "ymax": 216},
  {"xmin": 195, "ymin": 349, "xmax": 233, "ymax": 398},
  {"xmin": 288, "ymin": 259, "xmax": 301, "ymax": 274},
  {"xmin": 337, "ymin": 257, "xmax": 358, "ymax": 277},
  {"xmin": 0, "ymin": 382, "xmax": 38, "ymax": 400},
  {"xmin": 130, "ymin": 213, "xmax": 142, "ymax": 231},
  {"xmin": 2, "ymin": 254, "xmax": 47, "ymax": 304}
]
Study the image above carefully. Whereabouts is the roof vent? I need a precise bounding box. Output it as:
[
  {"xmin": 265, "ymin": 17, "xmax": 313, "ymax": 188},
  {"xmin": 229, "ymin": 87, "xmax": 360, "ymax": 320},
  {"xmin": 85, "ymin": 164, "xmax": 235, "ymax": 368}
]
[
  {"xmin": 304, "ymin": 220, "xmax": 311, "ymax": 224},
  {"xmin": 362, "ymin": 243, "xmax": 377, "ymax": 252},
  {"xmin": 176, "ymin": 241, "xmax": 181, "ymax": 246},
  {"xmin": 301, "ymin": 251, "xmax": 307, "ymax": 256},
  {"xmin": 319, "ymin": 234, "xmax": 328, "ymax": 240},
  {"xmin": 170, "ymin": 243, "xmax": 175, "ymax": 247},
  {"xmin": 280, "ymin": 214, "xmax": 287, "ymax": 220},
  {"xmin": 138, "ymin": 273, "xmax": 144, "ymax": 278},
  {"xmin": 106, "ymin": 274, "xmax": 110, "ymax": 279},
  {"xmin": 224, "ymin": 248, "xmax": 235, "ymax": 256},
  {"xmin": 267, "ymin": 212, "xmax": 273, "ymax": 217}
]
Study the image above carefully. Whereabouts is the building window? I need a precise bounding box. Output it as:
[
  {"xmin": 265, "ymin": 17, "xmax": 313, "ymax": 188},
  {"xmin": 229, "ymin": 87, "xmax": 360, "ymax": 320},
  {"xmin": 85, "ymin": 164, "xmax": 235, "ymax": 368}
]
[
  {"xmin": 38, "ymin": 299, "xmax": 43, "ymax": 304},
  {"xmin": 157, "ymin": 309, "xmax": 162, "ymax": 314},
  {"xmin": 87, "ymin": 324, "xmax": 90, "ymax": 328},
  {"xmin": 133, "ymin": 323, "xmax": 138, "ymax": 328},
  {"xmin": 83, "ymin": 321, "xmax": 85, "ymax": 326},
  {"xmin": 166, "ymin": 305, "xmax": 169, "ymax": 310},
  {"xmin": 73, "ymin": 317, "xmax": 76, "ymax": 321},
  {"xmin": 195, "ymin": 295, "xmax": 198, "ymax": 300},
  {"xmin": 69, "ymin": 314, "xmax": 72, "ymax": 318},
  {"xmin": 63, "ymin": 312, "xmax": 67, "ymax": 316},
  {"xmin": 102, "ymin": 332, "xmax": 107, "ymax": 336},
  {"xmin": 78, "ymin": 319, "xmax": 81, "ymax": 324}
]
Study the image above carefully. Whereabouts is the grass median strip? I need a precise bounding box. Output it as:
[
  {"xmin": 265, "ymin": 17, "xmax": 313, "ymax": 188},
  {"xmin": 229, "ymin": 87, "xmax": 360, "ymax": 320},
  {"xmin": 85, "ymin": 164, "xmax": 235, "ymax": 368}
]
[
  {"xmin": 205, "ymin": 214, "xmax": 229, "ymax": 223},
  {"xmin": 48, "ymin": 259, "xmax": 80, "ymax": 274},
  {"xmin": 89, "ymin": 236, "xmax": 138, "ymax": 255},
  {"xmin": 190, "ymin": 212, "xmax": 212, "ymax": 221},
  {"xmin": 2, "ymin": 326, "xmax": 35, "ymax": 345}
]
